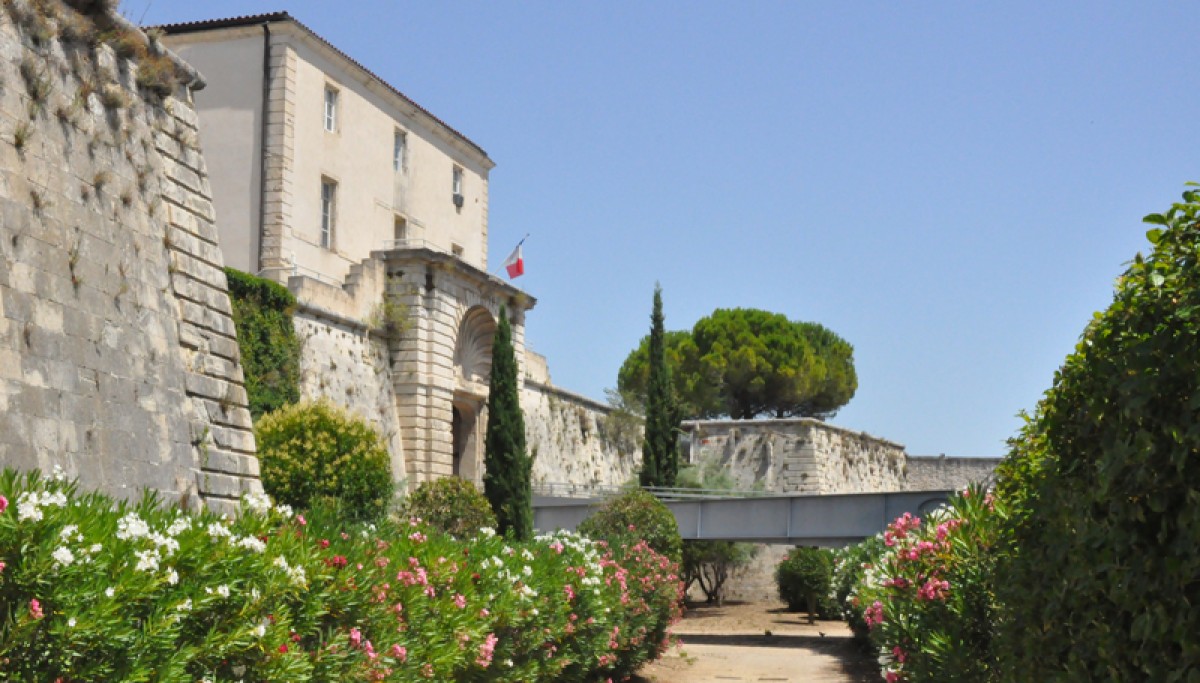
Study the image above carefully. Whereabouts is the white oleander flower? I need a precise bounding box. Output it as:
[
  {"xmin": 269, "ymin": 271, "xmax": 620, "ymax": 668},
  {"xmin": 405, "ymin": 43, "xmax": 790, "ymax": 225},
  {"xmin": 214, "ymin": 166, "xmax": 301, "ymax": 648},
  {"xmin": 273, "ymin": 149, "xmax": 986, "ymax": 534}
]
[
  {"xmin": 52, "ymin": 546, "xmax": 75, "ymax": 566},
  {"xmin": 217, "ymin": 584, "xmax": 230, "ymax": 598},
  {"xmin": 105, "ymin": 587, "xmax": 116, "ymax": 598},
  {"xmin": 166, "ymin": 568, "xmax": 179, "ymax": 585},
  {"xmin": 116, "ymin": 513, "xmax": 150, "ymax": 540},
  {"xmin": 207, "ymin": 522, "xmax": 232, "ymax": 538}
]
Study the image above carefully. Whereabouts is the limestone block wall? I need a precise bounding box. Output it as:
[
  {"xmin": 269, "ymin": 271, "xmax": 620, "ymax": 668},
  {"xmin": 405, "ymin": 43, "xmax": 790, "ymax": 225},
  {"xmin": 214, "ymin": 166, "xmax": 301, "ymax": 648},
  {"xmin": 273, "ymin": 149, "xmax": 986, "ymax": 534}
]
[
  {"xmin": 0, "ymin": 6, "xmax": 259, "ymax": 513},
  {"xmin": 682, "ymin": 419, "xmax": 907, "ymax": 494},
  {"xmin": 294, "ymin": 315, "xmax": 407, "ymax": 487},
  {"xmin": 522, "ymin": 379, "xmax": 641, "ymax": 488},
  {"xmin": 905, "ymin": 455, "xmax": 1000, "ymax": 491}
]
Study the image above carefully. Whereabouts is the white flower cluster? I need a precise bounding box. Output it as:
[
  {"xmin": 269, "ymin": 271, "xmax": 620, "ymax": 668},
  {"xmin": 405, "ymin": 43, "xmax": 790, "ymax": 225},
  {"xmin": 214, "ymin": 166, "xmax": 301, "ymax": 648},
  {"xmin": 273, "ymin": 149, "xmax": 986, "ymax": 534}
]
[
  {"xmin": 242, "ymin": 491, "xmax": 293, "ymax": 518},
  {"xmin": 116, "ymin": 513, "xmax": 151, "ymax": 540},
  {"xmin": 234, "ymin": 536, "xmax": 267, "ymax": 553},
  {"xmin": 52, "ymin": 546, "xmax": 75, "ymax": 567},
  {"xmin": 207, "ymin": 521, "xmax": 232, "ymax": 538},
  {"xmin": 16, "ymin": 490, "xmax": 67, "ymax": 522},
  {"xmin": 478, "ymin": 527, "xmax": 497, "ymax": 538},
  {"xmin": 272, "ymin": 555, "xmax": 307, "ymax": 587}
]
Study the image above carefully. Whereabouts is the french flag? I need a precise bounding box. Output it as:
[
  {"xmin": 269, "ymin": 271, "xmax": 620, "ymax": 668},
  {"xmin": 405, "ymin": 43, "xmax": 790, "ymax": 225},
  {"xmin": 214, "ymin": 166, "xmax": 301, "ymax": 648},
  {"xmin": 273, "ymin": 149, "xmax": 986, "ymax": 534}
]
[{"xmin": 503, "ymin": 238, "xmax": 526, "ymax": 279}]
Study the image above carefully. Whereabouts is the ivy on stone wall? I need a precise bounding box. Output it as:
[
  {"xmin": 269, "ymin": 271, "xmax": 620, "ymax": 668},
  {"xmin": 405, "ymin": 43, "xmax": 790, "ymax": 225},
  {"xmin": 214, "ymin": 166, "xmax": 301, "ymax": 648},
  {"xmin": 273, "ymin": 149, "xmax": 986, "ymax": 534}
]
[{"xmin": 224, "ymin": 268, "xmax": 301, "ymax": 419}]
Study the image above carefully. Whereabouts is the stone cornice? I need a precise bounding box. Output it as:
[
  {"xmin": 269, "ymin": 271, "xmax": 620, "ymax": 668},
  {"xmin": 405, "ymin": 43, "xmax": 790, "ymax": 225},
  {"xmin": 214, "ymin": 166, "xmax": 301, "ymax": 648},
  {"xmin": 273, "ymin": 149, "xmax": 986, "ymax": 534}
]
[{"xmin": 375, "ymin": 248, "xmax": 537, "ymax": 312}]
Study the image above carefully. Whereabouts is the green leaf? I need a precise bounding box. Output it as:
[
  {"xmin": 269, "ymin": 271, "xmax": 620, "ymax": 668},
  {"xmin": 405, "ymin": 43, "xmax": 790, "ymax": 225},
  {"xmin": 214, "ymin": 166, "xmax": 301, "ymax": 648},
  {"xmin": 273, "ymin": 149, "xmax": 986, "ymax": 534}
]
[
  {"xmin": 1150, "ymin": 272, "xmax": 1165, "ymax": 287},
  {"xmin": 1142, "ymin": 213, "xmax": 1168, "ymax": 226},
  {"xmin": 1145, "ymin": 228, "xmax": 1164, "ymax": 244}
]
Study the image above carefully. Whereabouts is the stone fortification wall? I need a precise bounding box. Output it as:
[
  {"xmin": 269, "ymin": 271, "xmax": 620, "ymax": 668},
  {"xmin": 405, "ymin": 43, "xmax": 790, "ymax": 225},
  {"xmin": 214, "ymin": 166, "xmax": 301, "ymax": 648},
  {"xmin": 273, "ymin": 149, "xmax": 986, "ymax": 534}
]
[
  {"xmin": 0, "ymin": 5, "xmax": 258, "ymax": 513},
  {"xmin": 682, "ymin": 419, "xmax": 907, "ymax": 494},
  {"xmin": 286, "ymin": 259, "xmax": 407, "ymax": 487},
  {"xmin": 682, "ymin": 419, "xmax": 905, "ymax": 602},
  {"xmin": 905, "ymin": 455, "xmax": 999, "ymax": 491},
  {"xmin": 522, "ymin": 377, "xmax": 641, "ymax": 488},
  {"xmin": 520, "ymin": 348, "xmax": 630, "ymax": 486}
]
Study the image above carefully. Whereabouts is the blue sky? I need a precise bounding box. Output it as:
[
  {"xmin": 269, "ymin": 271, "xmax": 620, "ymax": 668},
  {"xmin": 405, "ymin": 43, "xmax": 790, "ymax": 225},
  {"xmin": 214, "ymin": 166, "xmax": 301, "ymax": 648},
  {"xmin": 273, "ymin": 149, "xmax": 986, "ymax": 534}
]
[{"xmin": 141, "ymin": 2, "xmax": 1198, "ymax": 457}]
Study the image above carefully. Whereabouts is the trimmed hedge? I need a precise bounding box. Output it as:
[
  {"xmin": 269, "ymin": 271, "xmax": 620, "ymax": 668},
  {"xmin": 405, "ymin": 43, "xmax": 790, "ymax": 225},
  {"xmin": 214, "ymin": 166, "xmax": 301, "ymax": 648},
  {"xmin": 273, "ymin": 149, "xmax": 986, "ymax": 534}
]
[
  {"xmin": 775, "ymin": 546, "xmax": 836, "ymax": 620},
  {"xmin": 994, "ymin": 187, "xmax": 1200, "ymax": 680},
  {"xmin": 225, "ymin": 267, "xmax": 301, "ymax": 419}
]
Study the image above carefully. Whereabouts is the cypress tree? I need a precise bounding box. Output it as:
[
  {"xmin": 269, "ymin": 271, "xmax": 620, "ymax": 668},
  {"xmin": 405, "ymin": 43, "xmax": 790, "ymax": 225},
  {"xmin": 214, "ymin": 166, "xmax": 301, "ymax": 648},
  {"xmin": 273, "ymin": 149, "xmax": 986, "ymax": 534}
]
[
  {"xmin": 640, "ymin": 284, "xmax": 679, "ymax": 488},
  {"xmin": 482, "ymin": 305, "xmax": 533, "ymax": 539}
]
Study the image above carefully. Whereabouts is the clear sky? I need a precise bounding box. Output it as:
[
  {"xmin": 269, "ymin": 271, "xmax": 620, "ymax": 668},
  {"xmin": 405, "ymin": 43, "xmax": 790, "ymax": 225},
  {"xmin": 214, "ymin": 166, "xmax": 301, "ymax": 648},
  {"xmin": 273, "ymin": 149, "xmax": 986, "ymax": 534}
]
[{"xmin": 140, "ymin": 1, "xmax": 1198, "ymax": 458}]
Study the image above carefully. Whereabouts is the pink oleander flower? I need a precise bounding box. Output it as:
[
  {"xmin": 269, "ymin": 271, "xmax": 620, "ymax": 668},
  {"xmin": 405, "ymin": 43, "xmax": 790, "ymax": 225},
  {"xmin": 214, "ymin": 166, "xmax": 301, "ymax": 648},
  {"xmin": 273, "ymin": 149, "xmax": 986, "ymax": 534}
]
[
  {"xmin": 0, "ymin": 494, "xmax": 7, "ymax": 514},
  {"xmin": 454, "ymin": 593, "xmax": 466, "ymax": 609},
  {"xmin": 296, "ymin": 514, "xmax": 307, "ymax": 526},
  {"xmin": 476, "ymin": 632, "xmax": 498, "ymax": 668},
  {"xmin": 886, "ymin": 671, "xmax": 902, "ymax": 682},
  {"xmin": 29, "ymin": 599, "xmax": 44, "ymax": 620},
  {"xmin": 892, "ymin": 645, "xmax": 908, "ymax": 663},
  {"xmin": 864, "ymin": 600, "xmax": 885, "ymax": 628},
  {"xmin": 391, "ymin": 643, "xmax": 407, "ymax": 662},
  {"xmin": 349, "ymin": 627, "xmax": 363, "ymax": 648}
]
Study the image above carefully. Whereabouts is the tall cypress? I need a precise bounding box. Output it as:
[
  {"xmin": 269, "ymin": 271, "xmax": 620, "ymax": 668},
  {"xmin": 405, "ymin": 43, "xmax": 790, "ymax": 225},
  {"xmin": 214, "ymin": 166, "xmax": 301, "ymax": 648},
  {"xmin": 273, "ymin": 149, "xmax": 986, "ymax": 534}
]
[
  {"xmin": 482, "ymin": 305, "xmax": 533, "ymax": 539},
  {"xmin": 640, "ymin": 284, "xmax": 679, "ymax": 488}
]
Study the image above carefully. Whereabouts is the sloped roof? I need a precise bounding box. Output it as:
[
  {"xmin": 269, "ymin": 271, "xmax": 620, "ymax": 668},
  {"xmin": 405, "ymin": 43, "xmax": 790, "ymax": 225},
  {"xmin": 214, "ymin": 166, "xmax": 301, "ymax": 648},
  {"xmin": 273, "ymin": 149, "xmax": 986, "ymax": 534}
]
[{"xmin": 158, "ymin": 11, "xmax": 489, "ymax": 160}]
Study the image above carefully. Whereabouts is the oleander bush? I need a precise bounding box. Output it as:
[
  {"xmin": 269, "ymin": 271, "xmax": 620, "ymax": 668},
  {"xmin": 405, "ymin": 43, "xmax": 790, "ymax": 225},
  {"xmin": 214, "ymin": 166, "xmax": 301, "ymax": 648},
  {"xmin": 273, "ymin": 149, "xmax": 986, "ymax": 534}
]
[
  {"xmin": 254, "ymin": 400, "xmax": 393, "ymax": 522},
  {"xmin": 774, "ymin": 546, "xmax": 837, "ymax": 621},
  {"xmin": 993, "ymin": 187, "xmax": 1200, "ymax": 681},
  {"xmin": 831, "ymin": 532, "xmax": 885, "ymax": 641},
  {"xmin": 399, "ymin": 477, "xmax": 496, "ymax": 538},
  {"xmin": 836, "ymin": 486, "xmax": 1004, "ymax": 683},
  {"xmin": 577, "ymin": 489, "xmax": 683, "ymax": 565},
  {"xmin": 0, "ymin": 468, "xmax": 683, "ymax": 682}
]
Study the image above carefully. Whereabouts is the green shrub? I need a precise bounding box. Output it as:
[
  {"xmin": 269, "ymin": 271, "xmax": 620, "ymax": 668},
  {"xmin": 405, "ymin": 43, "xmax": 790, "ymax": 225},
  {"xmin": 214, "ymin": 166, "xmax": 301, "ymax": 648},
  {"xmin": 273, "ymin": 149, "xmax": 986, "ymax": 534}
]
[
  {"xmin": 994, "ymin": 186, "xmax": 1200, "ymax": 681},
  {"xmin": 225, "ymin": 268, "xmax": 301, "ymax": 419},
  {"xmin": 577, "ymin": 489, "xmax": 682, "ymax": 564},
  {"xmin": 254, "ymin": 400, "xmax": 393, "ymax": 521},
  {"xmin": 400, "ymin": 477, "xmax": 495, "ymax": 538},
  {"xmin": 775, "ymin": 546, "xmax": 836, "ymax": 621}
]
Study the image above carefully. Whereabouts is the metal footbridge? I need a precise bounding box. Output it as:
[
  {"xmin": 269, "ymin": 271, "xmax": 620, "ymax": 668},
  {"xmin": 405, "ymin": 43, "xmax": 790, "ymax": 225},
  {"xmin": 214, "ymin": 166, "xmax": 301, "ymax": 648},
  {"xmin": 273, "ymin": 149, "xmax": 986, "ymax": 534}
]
[{"xmin": 532, "ymin": 484, "xmax": 954, "ymax": 547}]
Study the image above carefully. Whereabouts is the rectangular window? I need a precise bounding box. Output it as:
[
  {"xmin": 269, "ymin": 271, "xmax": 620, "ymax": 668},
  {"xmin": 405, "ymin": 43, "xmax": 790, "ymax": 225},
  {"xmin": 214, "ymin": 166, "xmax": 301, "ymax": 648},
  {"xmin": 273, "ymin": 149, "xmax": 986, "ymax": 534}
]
[
  {"xmin": 324, "ymin": 87, "xmax": 338, "ymax": 132},
  {"xmin": 452, "ymin": 166, "xmax": 463, "ymax": 195},
  {"xmin": 393, "ymin": 131, "xmax": 407, "ymax": 172},
  {"xmin": 320, "ymin": 179, "xmax": 337, "ymax": 248},
  {"xmin": 394, "ymin": 216, "xmax": 407, "ymax": 242}
]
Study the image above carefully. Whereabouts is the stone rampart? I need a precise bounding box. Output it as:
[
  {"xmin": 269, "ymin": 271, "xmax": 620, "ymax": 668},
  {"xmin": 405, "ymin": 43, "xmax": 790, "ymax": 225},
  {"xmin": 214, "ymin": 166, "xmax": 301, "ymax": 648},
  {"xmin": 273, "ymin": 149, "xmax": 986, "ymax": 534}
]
[
  {"xmin": 522, "ymin": 378, "xmax": 641, "ymax": 488},
  {"xmin": 905, "ymin": 455, "xmax": 1000, "ymax": 491},
  {"xmin": 0, "ymin": 4, "xmax": 259, "ymax": 513},
  {"xmin": 682, "ymin": 419, "xmax": 907, "ymax": 494}
]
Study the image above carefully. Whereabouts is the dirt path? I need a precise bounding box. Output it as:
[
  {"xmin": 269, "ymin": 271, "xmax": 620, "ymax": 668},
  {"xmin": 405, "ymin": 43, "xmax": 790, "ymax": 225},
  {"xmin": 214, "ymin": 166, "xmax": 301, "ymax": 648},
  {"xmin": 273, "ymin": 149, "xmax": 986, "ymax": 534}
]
[{"xmin": 636, "ymin": 601, "xmax": 877, "ymax": 683}]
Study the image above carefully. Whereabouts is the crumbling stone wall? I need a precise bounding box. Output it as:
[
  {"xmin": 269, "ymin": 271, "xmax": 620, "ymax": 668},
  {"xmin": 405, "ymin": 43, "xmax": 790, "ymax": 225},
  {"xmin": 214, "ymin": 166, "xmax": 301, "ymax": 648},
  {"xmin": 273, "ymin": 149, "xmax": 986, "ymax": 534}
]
[
  {"xmin": 522, "ymin": 379, "xmax": 640, "ymax": 488},
  {"xmin": 905, "ymin": 455, "xmax": 999, "ymax": 491},
  {"xmin": 682, "ymin": 419, "xmax": 907, "ymax": 494},
  {"xmin": 0, "ymin": 4, "xmax": 258, "ymax": 513}
]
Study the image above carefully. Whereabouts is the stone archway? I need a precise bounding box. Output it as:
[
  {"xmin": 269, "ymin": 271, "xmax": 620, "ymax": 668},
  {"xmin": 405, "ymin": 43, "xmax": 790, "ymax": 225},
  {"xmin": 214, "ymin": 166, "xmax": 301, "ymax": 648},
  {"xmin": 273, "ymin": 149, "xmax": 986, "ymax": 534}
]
[{"xmin": 451, "ymin": 306, "xmax": 495, "ymax": 486}]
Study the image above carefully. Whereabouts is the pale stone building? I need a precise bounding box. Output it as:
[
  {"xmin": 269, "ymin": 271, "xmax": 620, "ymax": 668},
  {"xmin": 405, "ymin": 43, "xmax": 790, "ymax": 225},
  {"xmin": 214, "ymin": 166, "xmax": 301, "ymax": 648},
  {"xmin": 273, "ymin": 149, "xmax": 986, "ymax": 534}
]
[{"xmin": 161, "ymin": 13, "xmax": 536, "ymax": 486}]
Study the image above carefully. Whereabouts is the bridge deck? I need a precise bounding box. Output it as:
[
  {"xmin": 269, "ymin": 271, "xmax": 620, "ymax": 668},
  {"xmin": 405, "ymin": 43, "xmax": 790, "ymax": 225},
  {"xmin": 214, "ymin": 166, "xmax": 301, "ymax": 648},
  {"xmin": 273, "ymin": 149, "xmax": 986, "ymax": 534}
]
[{"xmin": 533, "ymin": 490, "xmax": 954, "ymax": 546}]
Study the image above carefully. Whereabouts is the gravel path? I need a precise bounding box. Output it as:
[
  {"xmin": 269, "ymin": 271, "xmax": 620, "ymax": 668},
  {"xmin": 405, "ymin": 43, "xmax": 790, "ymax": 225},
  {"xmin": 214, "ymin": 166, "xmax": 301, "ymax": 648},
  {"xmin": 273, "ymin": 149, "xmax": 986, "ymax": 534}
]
[{"xmin": 635, "ymin": 601, "xmax": 878, "ymax": 683}]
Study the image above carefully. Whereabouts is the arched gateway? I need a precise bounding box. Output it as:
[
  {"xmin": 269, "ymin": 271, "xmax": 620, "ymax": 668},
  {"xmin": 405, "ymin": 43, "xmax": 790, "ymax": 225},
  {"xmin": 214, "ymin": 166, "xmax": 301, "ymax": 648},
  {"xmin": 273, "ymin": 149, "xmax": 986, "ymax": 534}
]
[{"xmin": 383, "ymin": 248, "xmax": 533, "ymax": 486}]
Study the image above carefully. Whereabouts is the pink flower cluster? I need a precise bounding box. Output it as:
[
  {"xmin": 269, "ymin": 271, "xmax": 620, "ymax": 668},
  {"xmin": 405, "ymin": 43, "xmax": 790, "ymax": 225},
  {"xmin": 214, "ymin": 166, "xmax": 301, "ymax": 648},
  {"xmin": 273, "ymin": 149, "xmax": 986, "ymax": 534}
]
[
  {"xmin": 883, "ymin": 512, "xmax": 922, "ymax": 547},
  {"xmin": 864, "ymin": 600, "xmax": 885, "ymax": 628},
  {"xmin": 916, "ymin": 578, "xmax": 950, "ymax": 602}
]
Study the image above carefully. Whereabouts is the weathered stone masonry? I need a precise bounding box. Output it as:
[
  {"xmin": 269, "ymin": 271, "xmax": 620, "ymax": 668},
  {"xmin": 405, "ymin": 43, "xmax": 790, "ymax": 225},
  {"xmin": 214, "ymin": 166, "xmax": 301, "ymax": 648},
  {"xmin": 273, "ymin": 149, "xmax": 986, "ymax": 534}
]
[{"xmin": 0, "ymin": 7, "xmax": 259, "ymax": 514}]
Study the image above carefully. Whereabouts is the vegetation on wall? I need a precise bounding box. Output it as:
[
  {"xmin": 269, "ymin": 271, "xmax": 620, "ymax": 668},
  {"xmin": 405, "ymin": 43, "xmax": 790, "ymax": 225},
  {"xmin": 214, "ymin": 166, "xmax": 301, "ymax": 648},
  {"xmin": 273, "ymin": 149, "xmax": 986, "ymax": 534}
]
[
  {"xmin": 224, "ymin": 268, "xmax": 302, "ymax": 419},
  {"xmin": 254, "ymin": 400, "xmax": 393, "ymax": 522},
  {"xmin": 993, "ymin": 186, "xmax": 1200, "ymax": 681},
  {"xmin": 482, "ymin": 305, "xmax": 533, "ymax": 540},
  {"xmin": 639, "ymin": 284, "xmax": 680, "ymax": 488},
  {"xmin": 619, "ymin": 308, "xmax": 857, "ymax": 420}
]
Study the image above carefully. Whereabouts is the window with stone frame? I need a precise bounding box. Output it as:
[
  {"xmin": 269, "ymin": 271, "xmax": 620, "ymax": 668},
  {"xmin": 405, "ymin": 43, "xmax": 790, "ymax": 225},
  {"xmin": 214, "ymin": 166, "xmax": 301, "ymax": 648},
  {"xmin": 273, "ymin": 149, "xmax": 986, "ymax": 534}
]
[{"xmin": 320, "ymin": 178, "xmax": 337, "ymax": 249}]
